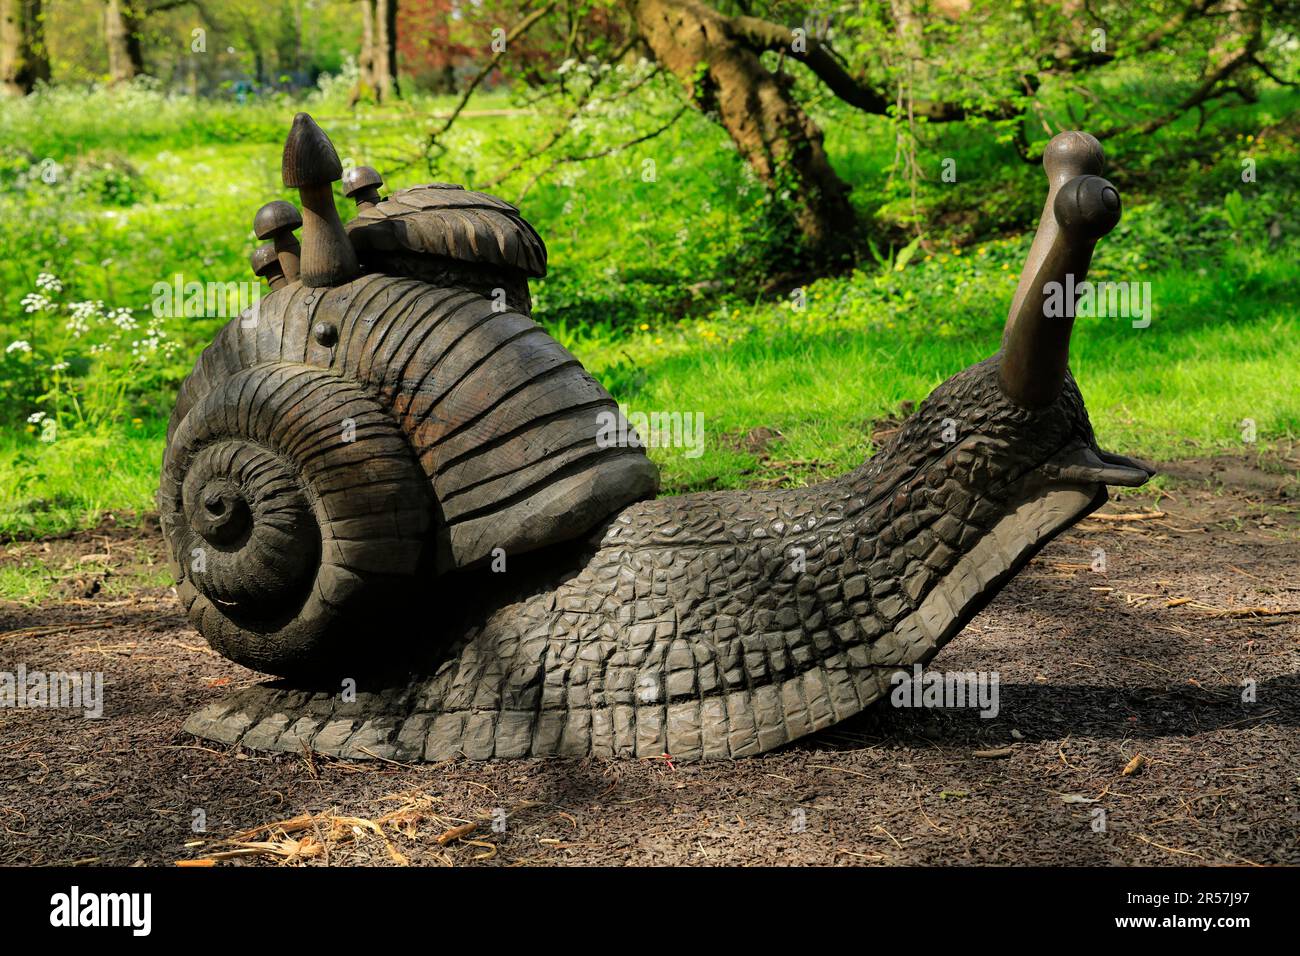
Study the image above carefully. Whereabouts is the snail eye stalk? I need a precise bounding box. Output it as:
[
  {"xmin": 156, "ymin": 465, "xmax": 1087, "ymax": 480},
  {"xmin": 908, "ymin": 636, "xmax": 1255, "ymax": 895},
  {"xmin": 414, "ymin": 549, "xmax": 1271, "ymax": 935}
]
[{"xmin": 999, "ymin": 132, "xmax": 1120, "ymax": 409}]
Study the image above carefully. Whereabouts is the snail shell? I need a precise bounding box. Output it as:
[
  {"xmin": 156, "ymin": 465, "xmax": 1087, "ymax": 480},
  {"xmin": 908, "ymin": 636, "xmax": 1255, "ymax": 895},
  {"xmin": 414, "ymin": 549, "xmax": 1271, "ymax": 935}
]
[{"xmin": 160, "ymin": 275, "xmax": 658, "ymax": 675}]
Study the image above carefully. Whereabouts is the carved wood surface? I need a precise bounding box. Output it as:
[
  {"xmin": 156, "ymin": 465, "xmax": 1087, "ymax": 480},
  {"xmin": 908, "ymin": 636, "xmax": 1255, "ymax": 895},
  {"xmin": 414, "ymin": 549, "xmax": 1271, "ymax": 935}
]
[
  {"xmin": 162, "ymin": 273, "xmax": 658, "ymax": 674},
  {"xmin": 167, "ymin": 126, "xmax": 1151, "ymax": 761},
  {"xmin": 346, "ymin": 185, "xmax": 548, "ymax": 278},
  {"xmin": 183, "ymin": 359, "xmax": 1113, "ymax": 759}
]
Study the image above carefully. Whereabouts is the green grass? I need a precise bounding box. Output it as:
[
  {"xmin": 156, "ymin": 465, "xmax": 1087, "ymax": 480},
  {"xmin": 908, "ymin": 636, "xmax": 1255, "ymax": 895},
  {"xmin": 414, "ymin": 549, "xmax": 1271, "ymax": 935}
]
[
  {"xmin": 0, "ymin": 431, "xmax": 163, "ymax": 538},
  {"xmin": 0, "ymin": 559, "xmax": 58, "ymax": 604},
  {"xmin": 1, "ymin": 78, "xmax": 1298, "ymax": 538},
  {"xmin": 3, "ymin": 238, "xmax": 1294, "ymax": 534}
]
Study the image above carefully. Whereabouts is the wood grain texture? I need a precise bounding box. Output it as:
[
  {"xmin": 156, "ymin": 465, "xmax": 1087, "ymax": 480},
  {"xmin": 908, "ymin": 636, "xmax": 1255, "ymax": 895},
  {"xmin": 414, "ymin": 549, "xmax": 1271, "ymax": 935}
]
[
  {"xmin": 346, "ymin": 184, "xmax": 547, "ymax": 278},
  {"xmin": 159, "ymin": 362, "xmax": 430, "ymax": 674},
  {"xmin": 183, "ymin": 357, "xmax": 1125, "ymax": 760},
  {"xmin": 162, "ymin": 273, "xmax": 658, "ymax": 673}
]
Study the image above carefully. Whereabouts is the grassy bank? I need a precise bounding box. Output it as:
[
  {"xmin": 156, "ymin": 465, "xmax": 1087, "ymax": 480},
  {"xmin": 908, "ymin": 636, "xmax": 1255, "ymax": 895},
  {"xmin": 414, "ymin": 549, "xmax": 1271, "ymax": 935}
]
[{"xmin": 1, "ymin": 78, "xmax": 1297, "ymax": 538}]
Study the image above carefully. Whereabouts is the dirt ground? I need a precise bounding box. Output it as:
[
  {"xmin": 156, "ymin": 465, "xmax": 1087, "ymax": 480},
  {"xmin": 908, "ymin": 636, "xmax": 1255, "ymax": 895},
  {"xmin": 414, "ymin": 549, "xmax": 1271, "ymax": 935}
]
[{"xmin": 1, "ymin": 450, "xmax": 1297, "ymax": 867}]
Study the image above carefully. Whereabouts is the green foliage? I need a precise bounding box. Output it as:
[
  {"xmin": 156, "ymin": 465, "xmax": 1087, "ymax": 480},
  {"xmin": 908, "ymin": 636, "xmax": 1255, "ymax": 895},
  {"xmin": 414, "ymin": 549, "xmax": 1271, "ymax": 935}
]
[
  {"xmin": 0, "ymin": 272, "xmax": 181, "ymax": 434},
  {"xmin": 0, "ymin": 69, "xmax": 1297, "ymax": 537}
]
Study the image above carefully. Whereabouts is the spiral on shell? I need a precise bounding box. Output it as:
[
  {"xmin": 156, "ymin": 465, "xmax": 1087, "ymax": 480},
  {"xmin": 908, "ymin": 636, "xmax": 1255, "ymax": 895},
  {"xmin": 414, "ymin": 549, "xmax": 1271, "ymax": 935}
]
[
  {"xmin": 161, "ymin": 261, "xmax": 657, "ymax": 677},
  {"xmin": 158, "ymin": 362, "xmax": 430, "ymax": 675},
  {"xmin": 162, "ymin": 115, "xmax": 658, "ymax": 680}
]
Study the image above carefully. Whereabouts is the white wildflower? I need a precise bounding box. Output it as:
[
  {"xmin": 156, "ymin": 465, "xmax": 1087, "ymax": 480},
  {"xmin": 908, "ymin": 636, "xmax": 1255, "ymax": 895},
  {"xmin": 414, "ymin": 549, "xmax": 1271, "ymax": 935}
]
[
  {"xmin": 36, "ymin": 273, "xmax": 63, "ymax": 293},
  {"xmin": 21, "ymin": 293, "xmax": 52, "ymax": 313},
  {"xmin": 6, "ymin": 340, "xmax": 32, "ymax": 354},
  {"xmin": 111, "ymin": 308, "xmax": 137, "ymax": 331},
  {"xmin": 70, "ymin": 300, "xmax": 102, "ymax": 321}
]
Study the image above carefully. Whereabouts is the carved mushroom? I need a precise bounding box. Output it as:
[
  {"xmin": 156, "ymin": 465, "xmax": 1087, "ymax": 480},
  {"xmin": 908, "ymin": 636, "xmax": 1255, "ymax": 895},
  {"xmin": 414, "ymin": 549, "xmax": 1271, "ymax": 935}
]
[
  {"xmin": 342, "ymin": 165, "xmax": 383, "ymax": 210},
  {"xmin": 252, "ymin": 200, "xmax": 302, "ymax": 284},
  {"xmin": 250, "ymin": 243, "xmax": 286, "ymax": 291},
  {"xmin": 282, "ymin": 112, "xmax": 359, "ymax": 288}
]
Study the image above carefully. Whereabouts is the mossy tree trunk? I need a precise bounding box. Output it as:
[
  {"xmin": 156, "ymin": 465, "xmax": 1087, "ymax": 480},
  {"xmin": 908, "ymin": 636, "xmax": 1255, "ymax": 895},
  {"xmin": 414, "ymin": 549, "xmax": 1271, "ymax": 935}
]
[
  {"xmin": 1, "ymin": 0, "xmax": 49, "ymax": 95},
  {"xmin": 629, "ymin": 0, "xmax": 858, "ymax": 270}
]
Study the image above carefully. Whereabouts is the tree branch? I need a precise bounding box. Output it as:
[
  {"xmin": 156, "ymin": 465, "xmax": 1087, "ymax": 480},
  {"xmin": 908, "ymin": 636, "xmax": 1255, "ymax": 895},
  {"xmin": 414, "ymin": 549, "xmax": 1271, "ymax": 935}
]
[
  {"xmin": 513, "ymin": 100, "xmax": 690, "ymax": 202},
  {"xmin": 422, "ymin": 0, "xmax": 561, "ymax": 167},
  {"xmin": 483, "ymin": 36, "xmax": 648, "ymax": 189},
  {"xmin": 728, "ymin": 14, "xmax": 1015, "ymax": 121},
  {"xmin": 1095, "ymin": 44, "xmax": 1258, "ymax": 139}
]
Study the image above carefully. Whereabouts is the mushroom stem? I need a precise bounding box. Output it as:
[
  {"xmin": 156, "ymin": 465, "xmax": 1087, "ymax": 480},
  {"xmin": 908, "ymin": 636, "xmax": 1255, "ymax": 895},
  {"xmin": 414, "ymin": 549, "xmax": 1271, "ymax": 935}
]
[
  {"xmin": 297, "ymin": 182, "xmax": 358, "ymax": 288},
  {"xmin": 273, "ymin": 234, "xmax": 301, "ymax": 283},
  {"xmin": 343, "ymin": 165, "xmax": 384, "ymax": 212},
  {"xmin": 281, "ymin": 113, "xmax": 359, "ymax": 288},
  {"xmin": 253, "ymin": 201, "xmax": 303, "ymax": 285},
  {"xmin": 250, "ymin": 243, "xmax": 287, "ymax": 291}
]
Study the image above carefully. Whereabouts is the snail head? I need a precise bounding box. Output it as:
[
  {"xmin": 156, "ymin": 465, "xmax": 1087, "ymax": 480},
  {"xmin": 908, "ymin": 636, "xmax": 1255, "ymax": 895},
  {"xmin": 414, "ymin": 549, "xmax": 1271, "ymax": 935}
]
[{"xmin": 872, "ymin": 132, "xmax": 1153, "ymax": 513}]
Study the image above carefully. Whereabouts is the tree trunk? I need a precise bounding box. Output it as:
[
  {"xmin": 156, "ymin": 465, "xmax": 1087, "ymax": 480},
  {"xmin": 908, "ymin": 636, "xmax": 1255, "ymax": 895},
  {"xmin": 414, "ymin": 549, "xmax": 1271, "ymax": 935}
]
[
  {"xmin": 630, "ymin": 0, "xmax": 857, "ymax": 269},
  {"xmin": 1, "ymin": 0, "xmax": 50, "ymax": 95},
  {"xmin": 352, "ymin": 0, "xmax": 376, "ymax": 106},
  {"xmin": 354, "ymin": 0, "xmax": 398, "ymax": 104},
  {"xmin": 105, "ymin": 0, "xmax": 145, "ymax": 84},
  {"xmin": 374, "ymin": 0, "xmax": 399, "ymax": 102}
]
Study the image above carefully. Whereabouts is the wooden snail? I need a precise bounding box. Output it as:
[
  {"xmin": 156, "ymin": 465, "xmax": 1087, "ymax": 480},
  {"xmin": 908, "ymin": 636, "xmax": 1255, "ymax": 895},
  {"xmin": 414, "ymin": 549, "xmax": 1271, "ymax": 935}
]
[{"xmin": 169, "ymin": 118, "xmax": 1152, "ymax": 761}]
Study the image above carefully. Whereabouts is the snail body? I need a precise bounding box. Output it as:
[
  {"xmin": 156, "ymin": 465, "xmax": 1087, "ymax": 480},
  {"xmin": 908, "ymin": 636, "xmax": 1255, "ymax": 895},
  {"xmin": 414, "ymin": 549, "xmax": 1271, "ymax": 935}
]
[{"xmin": 170, "ymin": 121, "xmax": 1152, "ymax": 760}]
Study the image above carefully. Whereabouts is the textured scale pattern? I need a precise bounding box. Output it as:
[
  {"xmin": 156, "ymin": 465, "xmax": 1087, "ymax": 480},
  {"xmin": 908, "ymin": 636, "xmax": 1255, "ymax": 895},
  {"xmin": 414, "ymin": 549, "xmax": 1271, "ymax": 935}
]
[{"xmin": 183, "ymin": 357, "xmax": 1112, "ymax": 759}]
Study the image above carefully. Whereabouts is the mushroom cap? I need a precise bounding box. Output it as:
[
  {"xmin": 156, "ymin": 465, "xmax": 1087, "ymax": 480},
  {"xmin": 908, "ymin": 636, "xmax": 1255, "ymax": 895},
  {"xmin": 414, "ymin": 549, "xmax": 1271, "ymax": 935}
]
[
  {"xmin": 253, "ymin": 200, "xmax": 302, "ymax": 240},
  {"xmin": 250, "ymin": 244, "xmax": 282, "ymax": 277},
  {"xmin": 343, "ymin": 165, "xmax": 383, "ymax": 197},
  {"xmin": 345, "ymin": 183, "xmax": 547, "ymax": 278},
  {"xmin": 282, "ymin": 112, "xmax": 343, "ymax": 188}
]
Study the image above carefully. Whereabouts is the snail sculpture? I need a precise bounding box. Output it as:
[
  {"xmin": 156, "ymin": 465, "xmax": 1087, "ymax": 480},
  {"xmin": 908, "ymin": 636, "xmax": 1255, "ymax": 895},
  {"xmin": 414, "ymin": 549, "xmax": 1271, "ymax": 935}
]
[{"xmin": 169, "ymin": 116, "xmax": 1152, "ymax": 761}]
